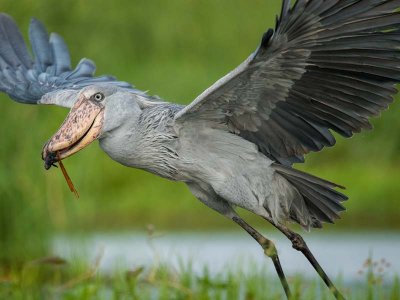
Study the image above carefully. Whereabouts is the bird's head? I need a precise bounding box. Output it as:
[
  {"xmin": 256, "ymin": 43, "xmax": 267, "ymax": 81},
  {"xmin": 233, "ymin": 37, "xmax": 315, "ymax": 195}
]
[{"xmin": 41, "ymin": 85, "xmax": 143, "ymax": 169}]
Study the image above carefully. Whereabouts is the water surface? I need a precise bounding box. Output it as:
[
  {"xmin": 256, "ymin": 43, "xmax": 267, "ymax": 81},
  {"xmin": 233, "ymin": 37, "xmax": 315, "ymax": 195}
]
[{"xmin": 53, "ymin": 231, "xmax": 400, "ymax": 281}]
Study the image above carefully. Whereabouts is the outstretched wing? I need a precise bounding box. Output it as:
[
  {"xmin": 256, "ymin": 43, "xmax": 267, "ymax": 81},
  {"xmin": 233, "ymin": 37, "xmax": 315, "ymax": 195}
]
[
  {"xmin": 175, "ymin": 0, "xmax": 400, "ymax": 165},
  {"xmin": 0, "ymin": 13, "xmax": 135, "ymax": 107}
]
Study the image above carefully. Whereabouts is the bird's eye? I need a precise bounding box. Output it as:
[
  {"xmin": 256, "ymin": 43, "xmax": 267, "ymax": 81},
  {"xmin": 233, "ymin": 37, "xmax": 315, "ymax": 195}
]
[{"xmin": 93, "ymin": 92, "xmax": 104, "ymax": 101}]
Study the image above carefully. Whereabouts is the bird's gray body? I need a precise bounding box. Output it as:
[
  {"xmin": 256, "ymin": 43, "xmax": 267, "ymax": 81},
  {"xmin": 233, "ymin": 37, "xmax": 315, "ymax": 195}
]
[
  {"xmin": 99, "ymin": 101, "xmax": 182, "ymax": 179},
  {"xmin": 98, "ymin": 99, "xmax": 309, "ymax": 227}
]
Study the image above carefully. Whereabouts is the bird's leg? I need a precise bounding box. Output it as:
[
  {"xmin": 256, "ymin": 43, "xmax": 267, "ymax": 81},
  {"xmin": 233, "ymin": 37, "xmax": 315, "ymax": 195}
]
[
  {"xmin": 232, "ymin": 216, "xmax": 292, "ymax": 299},
  {"xmin": 273, "ymin": 223, "xmax": 345, "ymax": 300}
]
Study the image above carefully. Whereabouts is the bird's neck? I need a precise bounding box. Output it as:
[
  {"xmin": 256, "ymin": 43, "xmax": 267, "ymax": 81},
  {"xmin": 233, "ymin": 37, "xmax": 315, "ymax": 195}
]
[{"xmin": 99, "ymin": 104, "xmax": 182, "ymax": 180}]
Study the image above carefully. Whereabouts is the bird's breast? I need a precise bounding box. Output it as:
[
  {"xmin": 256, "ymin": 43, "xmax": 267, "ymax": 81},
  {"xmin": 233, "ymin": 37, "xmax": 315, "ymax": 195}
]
[{"xmin": 99, "ymin": 129, "xmax": 181, "ymax": 181}]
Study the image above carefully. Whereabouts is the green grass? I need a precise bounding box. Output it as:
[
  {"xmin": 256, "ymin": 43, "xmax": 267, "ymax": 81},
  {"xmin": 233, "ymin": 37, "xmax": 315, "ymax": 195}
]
[{"xmin": 1, "ymin": 253, "xmax": 399, "ymax": 300}]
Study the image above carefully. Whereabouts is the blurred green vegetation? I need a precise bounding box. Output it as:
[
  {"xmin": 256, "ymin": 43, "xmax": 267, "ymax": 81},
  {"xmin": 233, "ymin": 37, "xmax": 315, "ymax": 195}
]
[
  {"xmin": 1, "ymin": 0, "xmax": 400, "ymax": 264},
  {"xmin": 1, "ymin": 252, "xmax": 398, "ymax": 300}
]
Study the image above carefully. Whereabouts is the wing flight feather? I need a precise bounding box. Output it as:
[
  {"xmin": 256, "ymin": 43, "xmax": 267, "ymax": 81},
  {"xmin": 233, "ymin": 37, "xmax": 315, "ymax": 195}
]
[{"xmin": 175, "ymin": 0, "xmax": 400, "ymax": 165}]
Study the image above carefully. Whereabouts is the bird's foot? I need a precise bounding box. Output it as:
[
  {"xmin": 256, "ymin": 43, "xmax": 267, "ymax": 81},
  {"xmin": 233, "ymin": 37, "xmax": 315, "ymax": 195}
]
[{"xmin": 289, "ymin": 232, "xmax": 308, "ymax": 252}]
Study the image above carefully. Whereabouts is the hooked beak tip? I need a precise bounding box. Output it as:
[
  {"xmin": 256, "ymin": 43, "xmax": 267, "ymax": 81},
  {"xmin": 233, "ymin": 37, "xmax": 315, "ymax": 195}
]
[{"xmin": 43, "ymin": 152, "xmax": 57, "ymax": 170}]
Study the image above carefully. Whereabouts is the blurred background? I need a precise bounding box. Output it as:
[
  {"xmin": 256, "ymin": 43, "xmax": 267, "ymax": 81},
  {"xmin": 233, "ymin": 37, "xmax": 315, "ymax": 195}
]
[{"xmin": 0, "ymin": 0, "xmax": 399, "ymax": 280}]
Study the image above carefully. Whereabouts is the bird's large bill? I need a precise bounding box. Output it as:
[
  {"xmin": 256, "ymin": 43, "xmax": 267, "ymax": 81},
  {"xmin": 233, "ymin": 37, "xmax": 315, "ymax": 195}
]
[{"xmin": 41, "ymin": 95, "xmax": 105, "ymax": 170}]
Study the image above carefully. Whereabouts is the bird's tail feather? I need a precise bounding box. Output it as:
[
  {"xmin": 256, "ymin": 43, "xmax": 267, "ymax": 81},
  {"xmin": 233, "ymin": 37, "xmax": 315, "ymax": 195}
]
[{"xmin": 273, "ymin": 163, "xmax": 348, "ymax": 229}]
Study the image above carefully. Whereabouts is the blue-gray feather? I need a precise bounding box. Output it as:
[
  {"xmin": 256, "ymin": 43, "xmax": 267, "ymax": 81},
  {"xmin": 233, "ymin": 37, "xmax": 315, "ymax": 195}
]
[
  {"xmin": 49, "ymin": 33, "xmax": 71, "ymax": 75},
  {"xmin": 0, "ymin": 13, "xmax": 135, "ymax": 105},
  {"xmin": 29, "ymin": 18, "xmax": 53, "ymax": 73}
]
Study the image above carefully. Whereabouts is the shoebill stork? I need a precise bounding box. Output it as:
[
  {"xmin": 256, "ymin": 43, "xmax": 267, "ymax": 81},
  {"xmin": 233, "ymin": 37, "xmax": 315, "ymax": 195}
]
[{"xmin": 1, "ymin": 0, "xmax": 400, "ymax": 299}]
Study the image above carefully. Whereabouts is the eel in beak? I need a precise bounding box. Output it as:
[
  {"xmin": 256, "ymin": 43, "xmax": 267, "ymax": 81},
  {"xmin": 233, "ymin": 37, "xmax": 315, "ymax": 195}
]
[{"xmin": 42, "ymin": 94, "xmax": 105, "ymax": 170}]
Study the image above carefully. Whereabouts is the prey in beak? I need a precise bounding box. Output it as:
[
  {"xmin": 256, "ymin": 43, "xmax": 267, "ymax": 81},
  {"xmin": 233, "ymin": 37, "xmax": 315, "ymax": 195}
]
[{"xmin": 42, "ymin": 93, "xmax": 105, "ymax": 169}]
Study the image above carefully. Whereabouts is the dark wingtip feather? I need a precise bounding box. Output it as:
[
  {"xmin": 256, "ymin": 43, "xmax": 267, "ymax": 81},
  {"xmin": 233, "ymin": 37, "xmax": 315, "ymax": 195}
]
[
  {"xmin": 260, "ymin": 28, "xmax": 274, "ymax": 49},
  {"xmin": 280, "ymin": 0, "xmax": 291, "ymax": 20}
]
